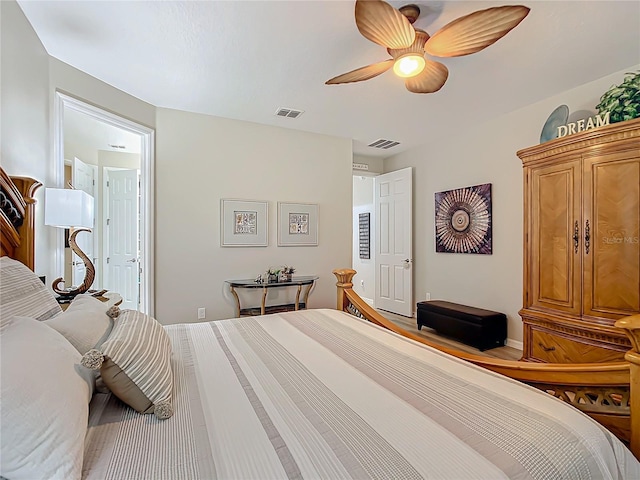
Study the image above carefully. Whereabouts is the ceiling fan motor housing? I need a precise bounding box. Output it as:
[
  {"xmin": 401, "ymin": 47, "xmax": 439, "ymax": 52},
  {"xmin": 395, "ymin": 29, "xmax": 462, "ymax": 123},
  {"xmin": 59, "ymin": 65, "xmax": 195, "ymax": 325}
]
[
  {"xmin": 387, "ymin": 29, "xmax": 429, "ymax": 61},
  {"xmin": 398, "ymin": 4, "xmax": 420, "ymax": 24}
]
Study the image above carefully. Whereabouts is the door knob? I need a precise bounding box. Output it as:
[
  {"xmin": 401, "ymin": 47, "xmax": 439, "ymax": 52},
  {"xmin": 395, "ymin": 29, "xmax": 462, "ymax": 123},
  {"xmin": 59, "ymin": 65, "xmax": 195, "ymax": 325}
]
[
  {"xmin": 127, "ymin": 258, "xmax": 137, "ymax": 263},
  {"xmin": 402, "ymin": 259, "xmax": 412, "ymax": 268}
]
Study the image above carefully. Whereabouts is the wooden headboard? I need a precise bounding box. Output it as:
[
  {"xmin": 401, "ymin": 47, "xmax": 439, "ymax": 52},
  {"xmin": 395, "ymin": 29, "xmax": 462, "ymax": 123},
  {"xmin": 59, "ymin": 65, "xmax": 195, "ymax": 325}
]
[{"xmin": 0, "ymin": 166, "xmax": 42, "ymax": 271}]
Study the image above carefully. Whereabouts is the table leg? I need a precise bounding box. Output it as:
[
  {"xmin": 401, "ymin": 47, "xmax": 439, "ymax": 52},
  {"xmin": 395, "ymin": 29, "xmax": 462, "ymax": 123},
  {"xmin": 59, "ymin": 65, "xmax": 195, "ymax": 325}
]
[
  {"xmin": 261, "ymin": 286, "xmax": 267, "ymax": 315},
  {"xmin": 230, "ymin": 286, "xmax": 241, "ymax": 318},
  {"xmin": 302, "ymin": 282, "xmax": 314, "ymax": 309},
  {"xmin": 295, "ymin": 285, "xmax": 302, "ymax": 310}
]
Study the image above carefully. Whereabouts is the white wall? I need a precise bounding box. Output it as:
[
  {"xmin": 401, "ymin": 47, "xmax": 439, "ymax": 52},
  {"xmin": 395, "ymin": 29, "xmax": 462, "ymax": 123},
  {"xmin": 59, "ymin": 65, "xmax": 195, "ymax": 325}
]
[
  {"xmin": 49, "ymin": 58, "xmax": 156, "ymax": 131},
  {"xmin": 385, "ymin": 64, "xmax": 640, "ymax": 346},
  {"xmin": 64, "ymin": 142, "xmax": 99, "ymax": 166},
  {"xmin": 1, "ymin": 0, "xmax": 54, "ymax": 279},
  {"xmin": 353, "ymin": 154, "xmax": 383, "ymax": 175},
  {"xmin": 155, "ymin": 108, "xmax": 353, "ymax": 324},
  {"xmin": 352, "ymin": 176, "xmax": 375, "ymax": 303}
]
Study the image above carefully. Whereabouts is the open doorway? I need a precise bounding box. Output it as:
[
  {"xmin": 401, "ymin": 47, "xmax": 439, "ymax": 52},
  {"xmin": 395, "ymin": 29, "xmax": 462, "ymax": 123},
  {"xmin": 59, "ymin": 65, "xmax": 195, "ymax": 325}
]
[
  {"xmin": 54, "ymin": 93, "xmax": 155, "ymax": 314},
  {"xmin": 352, "ymin": 175, "xmax": 376, "ymax": 305},
  {"xmin": 352, "ymin": 168, "xmax": 414, "ymax": 317}
]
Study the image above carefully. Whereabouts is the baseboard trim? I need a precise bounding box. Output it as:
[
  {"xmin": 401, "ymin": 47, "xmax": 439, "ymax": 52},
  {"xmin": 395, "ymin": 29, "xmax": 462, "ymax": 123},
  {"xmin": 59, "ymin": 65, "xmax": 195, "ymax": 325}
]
[
  {"xmin": 506, "ymin": 338, "xmax": 523, "ymax": 351},
  {"xmin": 361, "ymin": 296, "xmax": 374, "ymax": 306}
]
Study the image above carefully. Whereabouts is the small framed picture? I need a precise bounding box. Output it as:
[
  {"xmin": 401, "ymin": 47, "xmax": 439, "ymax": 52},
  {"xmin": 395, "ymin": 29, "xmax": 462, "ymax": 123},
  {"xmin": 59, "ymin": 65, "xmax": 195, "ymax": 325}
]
[
  {"xmin": 278, "ymin": 202, "xmax": 318, "ymax": 246},
  {"xmin": 221, "ymin": 199, "xmax": 268, "ymax": 247}
]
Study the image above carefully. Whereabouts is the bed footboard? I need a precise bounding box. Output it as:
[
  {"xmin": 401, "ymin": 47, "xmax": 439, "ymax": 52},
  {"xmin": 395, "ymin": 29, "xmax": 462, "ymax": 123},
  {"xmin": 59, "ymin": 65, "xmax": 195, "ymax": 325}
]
[{"xmin": 333, "ymin": 268, "xmax": 640, "ymax": 459}]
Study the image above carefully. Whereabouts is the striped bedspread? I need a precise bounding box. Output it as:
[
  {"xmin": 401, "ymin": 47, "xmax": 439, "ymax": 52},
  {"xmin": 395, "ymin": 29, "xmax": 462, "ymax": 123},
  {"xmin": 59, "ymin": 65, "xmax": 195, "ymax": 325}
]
[{"xmin": 83, "ymin": 309, "xmax": 639, "ymax": 479}]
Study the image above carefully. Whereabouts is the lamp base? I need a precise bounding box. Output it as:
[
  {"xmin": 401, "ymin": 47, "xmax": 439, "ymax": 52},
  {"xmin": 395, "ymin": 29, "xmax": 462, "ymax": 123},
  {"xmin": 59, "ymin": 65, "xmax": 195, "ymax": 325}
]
[
  {"xmin": 55, "ymin": 294, "xmax": 74, "ymax": 305},
  {"xmin": 51, "ymin": 227, "xmax": 95, "ymax": 297}
]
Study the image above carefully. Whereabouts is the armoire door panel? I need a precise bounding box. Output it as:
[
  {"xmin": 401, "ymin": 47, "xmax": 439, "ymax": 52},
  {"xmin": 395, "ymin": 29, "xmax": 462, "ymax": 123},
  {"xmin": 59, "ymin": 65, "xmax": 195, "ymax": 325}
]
[
  {"xmin": 583, "ymin": 153, "xmax": 640, "ymax": 319},
  {"xmin": 530, "ymin": 160, "xmax": 581, "ymax": 315}
]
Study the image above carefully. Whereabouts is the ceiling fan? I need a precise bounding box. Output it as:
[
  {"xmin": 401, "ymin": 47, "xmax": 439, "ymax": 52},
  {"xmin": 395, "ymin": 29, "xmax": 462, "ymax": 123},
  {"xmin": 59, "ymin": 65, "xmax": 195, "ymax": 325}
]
[{"xmin": 326, "ymin": 0, "xmax": 530, "ymax": 94}]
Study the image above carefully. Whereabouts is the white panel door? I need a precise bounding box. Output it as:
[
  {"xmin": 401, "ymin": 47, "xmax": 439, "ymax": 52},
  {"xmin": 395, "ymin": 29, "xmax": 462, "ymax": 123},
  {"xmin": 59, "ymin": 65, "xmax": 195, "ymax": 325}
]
[
  {"xmin": 375, "ymin": 167, "xmax": 413, "ymax": 316},
  {"xmin": 106, "ymin": 169, "xmax": 139, "ymax": 309},
  {"xmin": 71, "ymin": 157, "xmax": 97, "ymax": 288}
]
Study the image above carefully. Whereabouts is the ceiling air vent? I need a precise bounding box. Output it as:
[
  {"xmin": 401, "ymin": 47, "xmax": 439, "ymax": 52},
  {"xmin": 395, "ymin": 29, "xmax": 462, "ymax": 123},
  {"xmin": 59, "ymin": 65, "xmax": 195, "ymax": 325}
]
[
  {"xmin": 368, "ymin": 139, "xmax": 400, "ymax": 149},
  {"xmin": 275, "ymin": 107, "xmax": 304, "ymax": 119}
]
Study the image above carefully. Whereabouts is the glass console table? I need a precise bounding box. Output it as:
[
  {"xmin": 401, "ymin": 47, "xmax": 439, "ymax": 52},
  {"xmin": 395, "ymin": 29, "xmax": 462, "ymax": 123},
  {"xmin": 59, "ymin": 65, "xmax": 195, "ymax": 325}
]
[{"xmin": 225, "ymin": 276, "xmax": 318, "ymax": 318}]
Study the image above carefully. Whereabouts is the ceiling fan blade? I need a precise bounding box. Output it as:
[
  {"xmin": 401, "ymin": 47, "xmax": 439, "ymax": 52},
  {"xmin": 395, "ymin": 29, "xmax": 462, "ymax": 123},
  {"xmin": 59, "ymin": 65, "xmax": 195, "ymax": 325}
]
[
  {"xmin": 326, "ymin": 59, "xmax": 394, "ymax": 85},
  {"xmin": 424, "ymin": 5, "xmax": 530, "ymax": 58},
  {"xmin": 355, "ymin": 0, "xmax": 415, "ymax": 49},
  {"xmin": 405, "ymin": 60, "xmax": 449, "ymax": 94}
]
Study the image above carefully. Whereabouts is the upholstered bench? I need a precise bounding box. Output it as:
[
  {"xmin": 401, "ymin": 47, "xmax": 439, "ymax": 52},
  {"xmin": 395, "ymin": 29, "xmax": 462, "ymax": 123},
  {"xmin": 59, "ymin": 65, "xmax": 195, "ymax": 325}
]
[{"xmin": 416, "ymin": 300, "xmax": 507, "ymax": 351}]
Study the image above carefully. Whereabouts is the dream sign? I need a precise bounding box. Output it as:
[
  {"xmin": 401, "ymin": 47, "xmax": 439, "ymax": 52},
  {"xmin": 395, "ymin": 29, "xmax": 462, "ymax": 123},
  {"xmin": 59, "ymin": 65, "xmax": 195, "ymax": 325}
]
[{"xmin": 558, "ymin": 112, "xmax": 610, "ymax": 138}]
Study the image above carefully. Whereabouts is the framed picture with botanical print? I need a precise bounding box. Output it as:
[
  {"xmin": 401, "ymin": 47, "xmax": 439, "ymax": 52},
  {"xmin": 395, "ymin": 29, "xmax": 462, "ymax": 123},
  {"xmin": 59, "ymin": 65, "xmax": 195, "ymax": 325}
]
[
  {"xmin": 221, "ymin": 199, "xmax": 268, "ymax": 247},
  {"xmin": 277, "ymin": 202, "xmax": 318, "ymax": 246}
]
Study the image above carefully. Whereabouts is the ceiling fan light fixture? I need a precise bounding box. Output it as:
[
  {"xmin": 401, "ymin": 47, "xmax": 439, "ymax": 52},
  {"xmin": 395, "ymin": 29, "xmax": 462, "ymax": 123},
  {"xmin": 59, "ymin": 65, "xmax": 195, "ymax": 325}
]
[{"xmin": 393, "ymin": 54, "xmax": 425, "ymax": 78}]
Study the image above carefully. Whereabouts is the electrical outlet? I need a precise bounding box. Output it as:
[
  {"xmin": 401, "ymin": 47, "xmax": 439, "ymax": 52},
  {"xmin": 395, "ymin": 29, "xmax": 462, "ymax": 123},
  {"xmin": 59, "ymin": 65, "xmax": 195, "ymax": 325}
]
[
  {"xmin": 197, "ymin": 307, "xmax": 206, "ymax": 319},
  {"xmin": 425, "ymin": 292, "xmax": 431, "ymax": 301}
]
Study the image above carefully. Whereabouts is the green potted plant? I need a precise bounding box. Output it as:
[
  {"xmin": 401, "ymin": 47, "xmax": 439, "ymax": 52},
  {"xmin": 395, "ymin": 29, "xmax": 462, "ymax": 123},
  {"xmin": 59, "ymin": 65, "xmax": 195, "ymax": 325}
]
[
  {"xmin": 267, "ymin": 267, "xmax": 281, "ymax": 283},
  {"xmin": 596, "ymin": 71, "xmax": 640, "ymax": 123}
]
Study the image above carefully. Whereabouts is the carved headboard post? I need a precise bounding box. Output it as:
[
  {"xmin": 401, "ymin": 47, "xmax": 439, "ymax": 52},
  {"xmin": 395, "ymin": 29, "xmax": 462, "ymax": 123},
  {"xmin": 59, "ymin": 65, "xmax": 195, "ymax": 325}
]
[
  {"xmin": 615, "ymin": 314, "xmax": 640, "ymax": 458},
  {"xmin": 333, "ymin": 268, "xmax": 356, "ymax": 311},
  {"xmin": 11, "ymin": 177, "xmax": 42, "ymax": 269},
  {"xmin": 0, "ymin": 167, "xmax": 42, "ymax": 271}
]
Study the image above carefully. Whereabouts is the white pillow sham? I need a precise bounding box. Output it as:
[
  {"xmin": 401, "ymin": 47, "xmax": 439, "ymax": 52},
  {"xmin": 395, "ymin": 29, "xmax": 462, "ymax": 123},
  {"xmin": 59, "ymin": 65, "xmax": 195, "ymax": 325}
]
[
  {"xmin": 0, "ymin": 316, "xmax": 93, "ymax": 480},
  {"xmin": 0, "ymin": 256, "xmax": 61, "ymax": 321},
  {"xmin": 44, "ymin": 294, "xmax": 116, "ymax": 354}
]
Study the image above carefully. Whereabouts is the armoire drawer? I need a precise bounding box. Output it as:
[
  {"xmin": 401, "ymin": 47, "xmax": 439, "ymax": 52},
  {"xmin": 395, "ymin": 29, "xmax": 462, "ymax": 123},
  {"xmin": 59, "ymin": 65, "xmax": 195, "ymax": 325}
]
[{"xmin": 531, "ymin": 328, "xmax": 626, "ymax": 363}]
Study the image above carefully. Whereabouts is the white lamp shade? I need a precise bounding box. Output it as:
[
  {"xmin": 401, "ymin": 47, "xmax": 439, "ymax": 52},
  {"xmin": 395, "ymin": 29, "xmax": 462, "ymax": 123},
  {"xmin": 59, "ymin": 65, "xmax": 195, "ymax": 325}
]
[{"xmin": 45, "ymin": 188, "xmax": 94, "ymax": 229}]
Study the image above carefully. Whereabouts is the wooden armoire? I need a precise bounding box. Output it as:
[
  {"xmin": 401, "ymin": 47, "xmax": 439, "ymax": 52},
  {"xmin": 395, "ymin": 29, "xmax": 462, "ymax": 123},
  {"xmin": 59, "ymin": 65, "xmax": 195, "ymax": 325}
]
[{"xmin": 517, "ymin": 117, "xmax": 640, "ymax": 363}]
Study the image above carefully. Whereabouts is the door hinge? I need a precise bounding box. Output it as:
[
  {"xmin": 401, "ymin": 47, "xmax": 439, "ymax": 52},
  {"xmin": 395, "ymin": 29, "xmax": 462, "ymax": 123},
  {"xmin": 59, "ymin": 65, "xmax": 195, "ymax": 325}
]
[
  {"xmin": 106, "ymin": 218, "xmax": 110, "ymax": 226},
  {"xmin": 92, "ymin": 179, "xmax": 95, "ymax": 186},
  {"xmin": 106, "ymin": 257, "xmax": 110, "ymax": 264},
  {"xmin": 106, "ymin": 180, "xmax": 110, "ymax": 187}
]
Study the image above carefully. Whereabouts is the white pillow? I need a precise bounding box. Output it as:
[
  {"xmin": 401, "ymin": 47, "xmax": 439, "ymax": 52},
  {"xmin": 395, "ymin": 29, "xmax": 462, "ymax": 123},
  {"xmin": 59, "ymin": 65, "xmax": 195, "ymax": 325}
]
[
  {"xmin": 44, "ymin": 294, "xmax": 115, "ymax": 354},
  {"xmin": 0, "ymin": 256, "xmax": 61, "ymax": 321},
  {"xmin": 0, "ymin": 316, "xmax": 93, "ymax": 480}
]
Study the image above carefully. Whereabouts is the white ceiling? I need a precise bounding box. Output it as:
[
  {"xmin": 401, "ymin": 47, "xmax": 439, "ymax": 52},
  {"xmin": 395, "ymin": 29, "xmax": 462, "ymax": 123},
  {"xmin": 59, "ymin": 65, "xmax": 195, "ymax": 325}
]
[{"xmin": 18, "ymin": 0, "xmax": 640, "ymax": 158}]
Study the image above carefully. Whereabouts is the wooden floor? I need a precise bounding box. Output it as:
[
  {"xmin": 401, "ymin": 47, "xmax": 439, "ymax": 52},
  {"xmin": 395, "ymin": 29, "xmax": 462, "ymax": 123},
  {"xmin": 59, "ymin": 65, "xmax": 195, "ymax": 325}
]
[{"xmin": 377, "ymin": 309, "xmax": 522, "ymax": 361}]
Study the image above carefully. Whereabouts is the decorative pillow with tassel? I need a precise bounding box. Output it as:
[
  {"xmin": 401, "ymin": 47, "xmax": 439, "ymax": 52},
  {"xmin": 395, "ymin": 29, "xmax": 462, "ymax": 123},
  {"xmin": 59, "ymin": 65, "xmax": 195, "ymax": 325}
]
[{"xmin": 81, "ymin": 309, "xmax": 174, "ymax": 419}]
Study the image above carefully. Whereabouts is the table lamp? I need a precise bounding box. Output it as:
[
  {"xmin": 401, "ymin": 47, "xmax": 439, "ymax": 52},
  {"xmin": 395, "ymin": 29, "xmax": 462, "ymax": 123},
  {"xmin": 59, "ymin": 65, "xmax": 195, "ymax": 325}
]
[{"xmin": 45, "ymin": 187, "xmax": 95, "ymax": 298}]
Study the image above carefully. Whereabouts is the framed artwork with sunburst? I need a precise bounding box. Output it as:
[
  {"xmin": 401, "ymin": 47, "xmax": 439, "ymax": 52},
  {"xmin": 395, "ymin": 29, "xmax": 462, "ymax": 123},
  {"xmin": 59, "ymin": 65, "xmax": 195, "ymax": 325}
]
[{"xmin": 435, "ymin": 183, "xmax": 492, "ymax": 254}]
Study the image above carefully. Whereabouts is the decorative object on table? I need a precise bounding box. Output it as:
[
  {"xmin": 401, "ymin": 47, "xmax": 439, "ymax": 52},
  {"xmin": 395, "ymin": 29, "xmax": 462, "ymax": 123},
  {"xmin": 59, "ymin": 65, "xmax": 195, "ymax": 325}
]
[
  {"xmin": 45, "ymin": 188, "xmax": 95, "ymax": 298},
  {"xmin": 221, "ymin": 199, "xmax": 268, "ymax": 247},
  {"xmin": 540, "ymin": 104, "xmax": 569, "ymax": 143},
  {"xmin": 268, "ymin": 267, "xmax": 279, "ymax": 283},
  {"xmin": 596, "ymin": 71, "xmax": 640, "ymax": 124},
  {"xmin": 435, "ymin": 183, "xmax": 492, "ymax": 254},
  {"xmin": 257, "ymin": 266, "xmax": 296, "ymax": 283},
  {"xmin": 358, "ymin": 212, "xmax": 370, "ymax": 259},
  {"xmin": 278, "ymin": 266, "xmax": 295, "ymax": 282},
  {"xmin": 325, "ymin": 0, "xmax": 529, "ymax": 94},
  {"xmin": 278, "ymin": 202, "xmax": 318, "ymax": 246}
]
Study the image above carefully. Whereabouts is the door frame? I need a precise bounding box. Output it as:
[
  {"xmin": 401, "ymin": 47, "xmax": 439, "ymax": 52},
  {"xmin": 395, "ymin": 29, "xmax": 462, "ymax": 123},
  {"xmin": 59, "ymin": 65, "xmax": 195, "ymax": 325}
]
[{"xmin": 53, "ymin": 91, "xmax": 155, "ymax": 315}]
